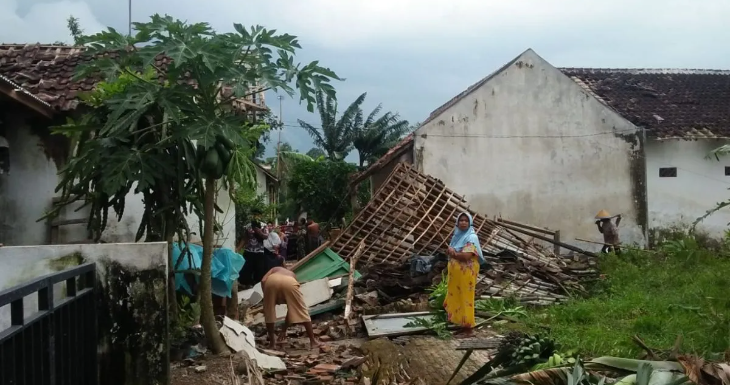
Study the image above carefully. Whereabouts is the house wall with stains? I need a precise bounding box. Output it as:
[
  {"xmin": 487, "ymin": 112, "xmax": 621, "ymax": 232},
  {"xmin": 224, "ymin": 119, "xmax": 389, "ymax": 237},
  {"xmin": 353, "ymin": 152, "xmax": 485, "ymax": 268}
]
[
  {"xmin": 413, "ymin": 49, "xmax": 646, "ymax": 250},
  {"xmin": 0, "ymin": 242, "xmax": 169, "ymax": 385},
  {"xmin": 0, "ymin": 109, "xmax": 60, "ymax": 245},
  {"xmin": 645, "ymin": 138, "xmax": 729, "ymax": 236},
  {"xmin": 0, "ymin": 110, "xmax": 236, "ymax": 249}
]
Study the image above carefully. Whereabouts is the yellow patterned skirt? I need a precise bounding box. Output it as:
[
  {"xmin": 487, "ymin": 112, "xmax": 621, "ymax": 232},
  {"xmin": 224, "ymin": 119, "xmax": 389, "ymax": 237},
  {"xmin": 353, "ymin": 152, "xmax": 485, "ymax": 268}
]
[{"xmin": 443, "ymin": 246, "xmax": 479, "ymax": 328}]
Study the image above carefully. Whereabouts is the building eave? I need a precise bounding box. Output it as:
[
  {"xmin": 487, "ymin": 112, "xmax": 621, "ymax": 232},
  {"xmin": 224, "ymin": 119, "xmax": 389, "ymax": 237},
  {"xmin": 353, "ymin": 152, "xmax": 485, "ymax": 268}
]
[{"xmin": 0, "ymin": 75, "xmax": 54, "ymax": 118}]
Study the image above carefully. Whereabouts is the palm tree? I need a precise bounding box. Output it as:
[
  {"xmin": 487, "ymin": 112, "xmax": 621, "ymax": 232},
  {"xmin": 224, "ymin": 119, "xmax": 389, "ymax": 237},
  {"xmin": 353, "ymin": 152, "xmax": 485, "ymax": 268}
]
[
  {"xmin": 352, "ymin": 105, "xmax": 411, "ymax": 168},
  {"xmin": 298, "ymin": 92, "xmax": 365, "ymax": 161},
  {"xmin": 306, "ymin": 147, "xmax": 326, "ymax": 159}
]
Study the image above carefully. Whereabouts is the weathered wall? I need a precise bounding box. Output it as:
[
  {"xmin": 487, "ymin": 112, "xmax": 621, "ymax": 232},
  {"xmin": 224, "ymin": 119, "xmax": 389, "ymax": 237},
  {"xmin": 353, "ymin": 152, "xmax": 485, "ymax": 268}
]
[
  {"xmin": 414, "ymin": 49, "xmax": 646, "ymax": 250},
  {"xmin": 0, "ymin": 242, "xmax": 168, "ymax": 385},
  {"xmin": 255, "ymin": 166, "xmax": 270, "ymax": 201},
  {"xmin": 646, "ymin": 138, "xmax": 730, "ymax": 236},
  {"xmin": 0, "ymin": 113, "xmax": 237, "ymax": 249},
  {"xmin": 0, "ymin": 110, "xmax": 59, "ymax": 245},
  {"xmin": 371, "ymin": 148, "xmax": 414, "ymax": 195}
]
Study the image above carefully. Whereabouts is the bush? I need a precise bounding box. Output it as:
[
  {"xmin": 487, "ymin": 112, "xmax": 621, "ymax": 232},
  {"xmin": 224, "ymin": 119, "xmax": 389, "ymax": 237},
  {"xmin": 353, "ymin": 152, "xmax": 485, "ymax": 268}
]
[
  {"xmin": 288, "ymin": 160, "xmax": 358, "ymax": 225},
  {"xmin": 505, "ymin": 236, "xmax": 730, "ymax": 359}
]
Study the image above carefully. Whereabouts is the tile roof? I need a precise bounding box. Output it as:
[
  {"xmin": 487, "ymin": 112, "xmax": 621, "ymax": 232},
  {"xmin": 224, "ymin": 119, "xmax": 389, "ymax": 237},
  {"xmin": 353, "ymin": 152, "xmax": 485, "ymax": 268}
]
[
  {"xmin": 0, "ymin": 73, "xmax": 55, "ymax": 117},
  {"xmin": 0, "ymin": 43, "xmax": 268, "ymax": 113},
  {"xmin": 561, "ymin": 68, "xmax": 730, "ymax": 140}
]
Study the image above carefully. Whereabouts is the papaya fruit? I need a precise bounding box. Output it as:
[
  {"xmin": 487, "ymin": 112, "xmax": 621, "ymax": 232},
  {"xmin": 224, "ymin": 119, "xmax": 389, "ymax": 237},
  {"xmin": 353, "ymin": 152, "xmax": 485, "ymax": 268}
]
[
  {"xmin": 215, "ymin": 142, "xmax": 232, "ymax": 166},
  {"xmin": 202, "ymin": 148, "xmax": 220, "ymax": 177},
  {"xmin": 215, "ymin": 134, "xmax": 235, "ymax": 152}
]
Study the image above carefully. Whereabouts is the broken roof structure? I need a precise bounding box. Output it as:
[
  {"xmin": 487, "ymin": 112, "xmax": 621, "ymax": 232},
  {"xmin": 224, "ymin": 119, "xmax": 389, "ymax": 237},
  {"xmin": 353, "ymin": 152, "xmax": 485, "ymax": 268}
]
[{"xmin": 334, "ymin": 162, "xmax": 594, "ymax": 303}]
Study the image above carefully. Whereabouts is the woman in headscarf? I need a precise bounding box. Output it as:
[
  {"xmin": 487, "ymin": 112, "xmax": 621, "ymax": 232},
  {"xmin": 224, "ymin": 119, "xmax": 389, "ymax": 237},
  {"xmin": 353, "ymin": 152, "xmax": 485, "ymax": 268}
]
[{"xmin": 444, "ymin": 212, "xmax": 484, "ymax": 337}]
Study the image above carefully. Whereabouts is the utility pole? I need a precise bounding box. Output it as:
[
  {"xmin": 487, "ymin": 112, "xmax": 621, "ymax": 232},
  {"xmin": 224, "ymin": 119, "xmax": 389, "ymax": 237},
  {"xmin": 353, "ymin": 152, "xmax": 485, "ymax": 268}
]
[
  {"xmin": 276, "ymin": 95, "xmax": 283, "ymax": 180},
  {"xmin": 275, "ymin": 95, "xmax": 283, "ymax": 224},
  {"xmin": 128, "ymin": 0, "xmax": 132, "ymax": 36}
]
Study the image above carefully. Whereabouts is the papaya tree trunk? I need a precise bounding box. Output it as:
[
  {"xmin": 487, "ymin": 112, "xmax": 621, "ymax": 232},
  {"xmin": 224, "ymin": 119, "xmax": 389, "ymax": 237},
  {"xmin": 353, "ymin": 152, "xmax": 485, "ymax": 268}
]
[{"xmin": 200, "ymin": 177, "xmax": 228, "ymax": 353}]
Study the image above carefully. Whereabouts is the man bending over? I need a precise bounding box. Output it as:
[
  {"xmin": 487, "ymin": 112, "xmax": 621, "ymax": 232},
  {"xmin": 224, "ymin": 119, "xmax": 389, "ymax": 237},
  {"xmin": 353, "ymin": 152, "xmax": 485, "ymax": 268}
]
[{"xmin": 261, "ymin": 266, "xmax": 321, "ymax": 349}]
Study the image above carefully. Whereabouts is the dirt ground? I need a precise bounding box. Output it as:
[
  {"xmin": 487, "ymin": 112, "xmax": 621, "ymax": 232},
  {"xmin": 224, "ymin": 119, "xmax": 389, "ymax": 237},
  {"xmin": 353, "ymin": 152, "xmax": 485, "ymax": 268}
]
[{"xmin": 171, "ymin": 334, "xmax": 367, "ymax": 385}]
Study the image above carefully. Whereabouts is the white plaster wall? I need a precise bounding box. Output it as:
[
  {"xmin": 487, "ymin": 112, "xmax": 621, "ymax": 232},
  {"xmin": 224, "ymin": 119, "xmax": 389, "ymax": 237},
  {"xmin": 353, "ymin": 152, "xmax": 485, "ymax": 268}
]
[
  {"xmin": 0, "ymin": 242, "xmax": 167, "ymax": 332},
  {"xmin": 255, "ymin": 166, "xmax": 270, "ymax": 201},
  {"xmin": 646, "ymin": 139, "xmax": 730, "ymax": 236},
  {"xmin": 414, "ymin": 49, "xmax": 646, "ymax": 250},
  {"xmin": 0, "ymin": 113, "xmax": 237, "ymax": 249},
  {"xmin": 0, "ymin": 112, "xmax": 58, "ymax": 246},
  {"xmin": 96, "ymin": 183, "xmax": 237, "ymax": 249}
]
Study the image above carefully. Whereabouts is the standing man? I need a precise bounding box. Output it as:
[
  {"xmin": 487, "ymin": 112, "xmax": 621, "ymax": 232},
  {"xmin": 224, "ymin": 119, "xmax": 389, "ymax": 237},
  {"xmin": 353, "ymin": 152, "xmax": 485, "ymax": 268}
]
[
  {"xmin": 306, "ymin": 219, "xmax": 321, "ymax": 254},
  {"xmin": 260, "ymin": 266, "xmax": 322, "ymax": 349},
  {"xmin": 595, "ymin": 210, "xmax": 622, "ymax": 254},
  {"xmin": 238, "ymin": 208, "xmax": 270, "ymax": 286}
]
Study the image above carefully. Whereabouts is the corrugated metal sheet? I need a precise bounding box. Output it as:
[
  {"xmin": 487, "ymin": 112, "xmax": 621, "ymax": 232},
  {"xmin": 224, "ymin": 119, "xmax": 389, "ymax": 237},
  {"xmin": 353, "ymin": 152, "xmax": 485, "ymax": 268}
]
[{"xmin": 362, "ymin": 311, "xmax": 434, "ymax": 338}]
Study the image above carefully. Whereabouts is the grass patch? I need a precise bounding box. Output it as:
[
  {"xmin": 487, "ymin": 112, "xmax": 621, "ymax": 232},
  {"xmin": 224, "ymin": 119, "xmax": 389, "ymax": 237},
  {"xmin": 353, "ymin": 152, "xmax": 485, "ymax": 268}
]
[{"xmin": 501, "ymin": 239, "xmax": 730, "ymax": 359}]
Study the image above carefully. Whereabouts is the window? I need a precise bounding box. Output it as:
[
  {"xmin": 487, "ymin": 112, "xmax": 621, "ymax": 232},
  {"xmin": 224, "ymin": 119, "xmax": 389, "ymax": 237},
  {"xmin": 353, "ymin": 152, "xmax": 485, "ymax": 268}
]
[
  {"xmin": 659, "ymin": 167, "xmax": 677, "ymax": 178},
  {"xmin": 725, "ymin": 166, "xmax": 729, "ymax": 176}
]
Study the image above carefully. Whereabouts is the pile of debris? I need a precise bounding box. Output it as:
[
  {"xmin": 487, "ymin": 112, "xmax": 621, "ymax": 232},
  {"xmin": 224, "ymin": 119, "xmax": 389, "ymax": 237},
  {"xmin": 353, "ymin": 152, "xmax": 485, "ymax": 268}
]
[
  {"xmin": 331, "ymin": 162, "xmax": 597, "ymax": 305},
  {"xmin": 171, "ymin": 314, "xmax": 370, "ymax": 385}
]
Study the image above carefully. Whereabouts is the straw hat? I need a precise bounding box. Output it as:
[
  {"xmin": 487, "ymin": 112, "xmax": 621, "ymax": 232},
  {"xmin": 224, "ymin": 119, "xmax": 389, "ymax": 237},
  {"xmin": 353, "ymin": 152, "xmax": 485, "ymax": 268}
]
[{"xmin": 595, "ymin": 209, "xmax": 611, "ymax": 219}]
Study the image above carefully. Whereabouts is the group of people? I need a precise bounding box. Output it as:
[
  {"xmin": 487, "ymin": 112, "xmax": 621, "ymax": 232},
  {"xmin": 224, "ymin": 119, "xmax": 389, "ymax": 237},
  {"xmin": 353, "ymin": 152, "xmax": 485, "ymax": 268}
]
[
  {"xmin": 235, "ymin": 208, "xmax": 621, "ymax": 346},
  {"xmin": 236, "ymin": 210, "xmax": 323, "ymax": 349}
]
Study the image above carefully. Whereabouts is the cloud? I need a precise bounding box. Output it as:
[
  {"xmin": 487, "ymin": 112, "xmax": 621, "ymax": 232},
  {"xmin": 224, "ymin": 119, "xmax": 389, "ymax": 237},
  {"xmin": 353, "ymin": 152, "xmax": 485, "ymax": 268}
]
[
  {"xmin": 2, "ymin": 0, "xmax": 729, "ymax": 160},
  {"xmin": 1, "ymin": 0, "xmax": 106, "ymax": 44}
]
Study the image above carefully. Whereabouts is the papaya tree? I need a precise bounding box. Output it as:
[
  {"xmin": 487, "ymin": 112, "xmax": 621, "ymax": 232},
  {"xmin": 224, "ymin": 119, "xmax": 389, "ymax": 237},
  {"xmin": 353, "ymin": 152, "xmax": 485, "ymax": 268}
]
[{"xmin": 51, "ymin": 14, "xmax": 339, "ymax": 353}]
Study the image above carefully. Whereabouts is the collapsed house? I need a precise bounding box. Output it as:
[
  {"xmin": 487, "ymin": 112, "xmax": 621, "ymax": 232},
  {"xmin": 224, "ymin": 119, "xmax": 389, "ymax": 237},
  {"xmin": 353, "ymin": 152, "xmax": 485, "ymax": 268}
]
[{"xmin": 331, "ymin": 162, "xmax": 596, "ymax": 305}]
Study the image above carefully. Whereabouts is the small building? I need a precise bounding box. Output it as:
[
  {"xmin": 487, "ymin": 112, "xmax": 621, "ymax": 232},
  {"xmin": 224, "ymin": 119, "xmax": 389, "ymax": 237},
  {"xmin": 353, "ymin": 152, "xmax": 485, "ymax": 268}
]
[
  {"xmin": 0, "ymin": 44, "xmax": 268, "ymax": 248},
  {"xmin": 352, "ymin": 49, "xmax": 729, "ymax": 248}
]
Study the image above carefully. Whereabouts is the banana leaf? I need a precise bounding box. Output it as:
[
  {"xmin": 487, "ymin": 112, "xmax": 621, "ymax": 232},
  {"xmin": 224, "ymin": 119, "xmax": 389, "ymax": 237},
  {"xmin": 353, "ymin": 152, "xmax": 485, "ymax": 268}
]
[{"xmin": 586, "ymin": 357, "xmax": 684, "ymax": 373}]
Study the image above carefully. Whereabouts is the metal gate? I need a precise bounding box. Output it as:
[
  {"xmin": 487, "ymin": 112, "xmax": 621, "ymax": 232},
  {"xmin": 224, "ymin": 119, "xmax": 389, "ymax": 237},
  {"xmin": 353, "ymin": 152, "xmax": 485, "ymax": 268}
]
[{"xmin": 0, "ymin": 262, "xmax": 98, "ymax": 385}]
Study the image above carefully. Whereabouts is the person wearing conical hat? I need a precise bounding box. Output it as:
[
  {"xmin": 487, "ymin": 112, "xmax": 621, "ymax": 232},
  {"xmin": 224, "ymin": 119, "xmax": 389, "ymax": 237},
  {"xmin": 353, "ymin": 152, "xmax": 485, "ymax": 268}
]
[{"xmin": 595, "ymin": 210, "xmax": 622, "ymax": 254}]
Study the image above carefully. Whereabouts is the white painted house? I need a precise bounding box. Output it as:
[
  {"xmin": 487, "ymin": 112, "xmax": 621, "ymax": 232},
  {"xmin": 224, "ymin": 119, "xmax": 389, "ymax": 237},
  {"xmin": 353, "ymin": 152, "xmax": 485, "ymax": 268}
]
[
  {"xmin": 353, "ymin": 49, "xmax": 729, "ymax": 250},
  {"xmin": 0, "ymin": 44, "xmax": 269, "ymax": 249}
]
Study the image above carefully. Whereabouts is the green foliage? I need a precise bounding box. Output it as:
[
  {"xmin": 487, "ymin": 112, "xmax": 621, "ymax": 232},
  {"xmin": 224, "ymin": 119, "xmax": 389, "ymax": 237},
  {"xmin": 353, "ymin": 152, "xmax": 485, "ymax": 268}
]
[
  {"xmin": 170, "ymin": 294, "xmax": 201, "ymax": 343},
  {"xmin": 426, "ymin": 273, "xmax": 448, "ymax": 309},
  {"xmin": 67, "ymin": 15, "xmax": 84, "ymax": 45},
  {"xmin": 351, "ymin": 97, "xmax": 412, "ymax": 168},
  {"xmin": 501, "ymin": 237, "xmax": 730, "ymax": 359},
  {"xmin": 48, "ymin": 14, "xmax": 340, "ymax": 244},
  {"xmin": 298, "ymin": 91, "xmax": 362, "ymax": 160},
  {"xmin": 298, "ymin": 91, "xmax": 412, "ymax": 167},
  {"xmin": 404, "ymin": 311, "xmax": 451, "ymax": 339},
  {"xmin": 287, "ymin": 159, "xmax": 357, "ymax": 225},
  {"xmin": 475, "ymin": 298, "xmax": 528, "ymax": 319},
  {"xmin": 306, "ymin": 147, "xmax": 326, "ymax": 159}
]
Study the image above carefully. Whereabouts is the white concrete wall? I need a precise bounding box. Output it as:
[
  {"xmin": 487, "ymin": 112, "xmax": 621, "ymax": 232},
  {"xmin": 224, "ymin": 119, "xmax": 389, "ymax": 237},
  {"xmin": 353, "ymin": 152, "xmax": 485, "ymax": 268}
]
[
  {"xmin": 64, "ymin": 182, "xmax": 237, "ymax": 249},
  {"xmin": 255, "ymin": 166, "xmax": 269, "ymax": 200},
  {"xmin": 414, "ymin": 49, "xmax": 646, "ymax": 250},
  {"xmin": 646, "ymin": 139, "xmax": 730, "ymax": 236},
  {"xmin": 0, "ymin": 242, "xmax": 167, "ymax": 332},
  {"xmin": 0, "ymin": 115, "xmax": 236, "ymax": 249},
  {"xmin": 0, "ymin": 112, "xmax": 58, "ymax": 245}
]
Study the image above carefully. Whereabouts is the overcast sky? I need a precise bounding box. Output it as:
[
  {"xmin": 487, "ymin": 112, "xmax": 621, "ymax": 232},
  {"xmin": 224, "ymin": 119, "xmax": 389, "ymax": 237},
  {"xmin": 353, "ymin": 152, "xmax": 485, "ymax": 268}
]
[{"xmin": 2, "ymin": 0, "xmax": 729, "ymax": 161}]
